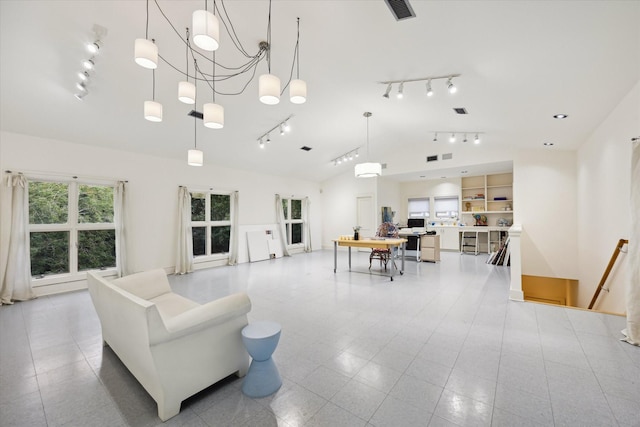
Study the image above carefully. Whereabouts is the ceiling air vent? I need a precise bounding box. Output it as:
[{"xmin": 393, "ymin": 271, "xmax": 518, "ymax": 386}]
[
  {"xmin": 453, "ymin": 108, "xmax": 468, "ymax": 115},
  {"xmin": 426, "ymin": 155, "xmax": 438, "ymax": 162},
  {"xmin": 384, "ymin": 0, "xmax": 416, "ymax": 21},
  {"xmin": 442, "ymin": 153, "xmax": 453, "ymax": 160},
  {"xmin": 187, "ymin": 110, "xmax": 203, "ymax": 119},
  {"xmin": 300, "ymin": 146, "xmax": 312, "ymax": 151}
]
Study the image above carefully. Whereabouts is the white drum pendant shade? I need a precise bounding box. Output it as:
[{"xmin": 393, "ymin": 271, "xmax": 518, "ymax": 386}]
[
  {"xmin": 192, "ymin": 10, "xmax": 220, "ymax": 51},
  {"xmin": 203, "ymin": 103, "xmax": 224, "ymax": 129},
  {"xmin": 178, "ymin": 81, "xmax": 196, "ymax": 104},
  {"xmin": 259, "ymin": 74, "xmax": 281, "ymax": 105},
  {"xmin": 354, "ymin": 162, "xmax": 382, "ymax": 178},
  {"xmin": 144, "ymin": 100, "xmax": 163, "ymax": 122},
  {"xmin": 134, "ymin": 38, "xmax": 158, "ymax": 69},
  {"xmin": 289, "ymin": 79, "xmax": 307, "ymax": 104},
  {"xmin": 188, "ymin": 149, "xmax": 204, "ymax": 166}
]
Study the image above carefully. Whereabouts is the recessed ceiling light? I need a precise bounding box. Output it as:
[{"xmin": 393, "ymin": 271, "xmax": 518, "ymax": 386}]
[
  {"xmin": 543, "ymin": 142, "xmax": 554, "ymax": 146},
  {"xmin": 553, "ymin": 114, "xmax": 568, "ymax": 119}
]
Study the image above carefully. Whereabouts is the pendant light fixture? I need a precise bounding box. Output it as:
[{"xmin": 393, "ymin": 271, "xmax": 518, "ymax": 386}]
[
  {"xmin": 259, "ymin": 1, "xmax": 281, "ymax": 105},
  {"xmin": 203, "ymin": 51, "xmax": 224, "ymax": 128},
  {"xmin": 178, "ymin": 30, "xmax": 196, "ymax": 104},
  {"xmin": 192, "ymin": 0, "xmax": 220, "ymax": 52},
  {"xmin": 289, "ymin": 18, "xmax": 306, "ymax": 104},
  {"xmin": 144, "ymin": 64, "xmax": 162, "ymax": 122},
  {"xmin": 134, "ymin": 0, "xmax": 158, "ymax": 69},
  {"xmin": 354, "ymin": 112, "xmax": 382, "ymax": 178},
  {"xmin": 188, "ymin": 100, "xmax": 203, "ymax": 166}
]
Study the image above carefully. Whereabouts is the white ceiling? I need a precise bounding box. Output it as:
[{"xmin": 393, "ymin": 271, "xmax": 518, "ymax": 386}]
[{"xmin": 1, "ymin": 1, "xmax": 639, "ymax": 183}]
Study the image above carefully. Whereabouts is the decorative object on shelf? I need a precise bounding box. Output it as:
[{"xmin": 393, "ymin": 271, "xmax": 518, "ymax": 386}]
[
  {"xmin": 353, "ymin": 226, "xmax": 361, "ymax": 241},
  {"xmin": 473, "ymin": 214, "xmax": 488, "ymax": 226},
  {"xmin": 465, "ymin": 202, "xmax": 471, "ymax": 211},
  {"xmin": 355, "ymin": 112, "xmax": 382, "ymax": 178},
  {"xmin": 134, "ymin": 0, "xmax": 306, "ymax": 127},
  {"xmin": 380, "ymin": 74, "xmax": 461, "ymax": 99},
  {"xmin": 497, "ymin": 218, "xmax": 512, "ymax": 227},
  {"xmin": 256, "ymin": 115, "xmax": 294, "ymax": 149}
]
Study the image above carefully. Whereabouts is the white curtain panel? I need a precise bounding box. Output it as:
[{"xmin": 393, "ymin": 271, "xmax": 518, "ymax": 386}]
[
  {"xmin": 274, "ymin": 194, "xmax": 291, "ymax": 257},
  {"xmin": 0, "ymin": 173, "xmax": 35, "ymax": 304},
  {"xmin": 175, "ymin": 187, "xmax": 193, "ymax": 274},
  {"xmin": 114, "ymin": 181, "xmax": 129, "ymax": 277},
  {"xmin": 623, "ymin": 138, "xmax": 640, "ymax": 345},
  {"xmin": 303, "ymin": 197, "xmax": 312, "ymax": 252},
  {"xmin": 228, "ymin": 191, "xmax": 239, "ymax": 265}
]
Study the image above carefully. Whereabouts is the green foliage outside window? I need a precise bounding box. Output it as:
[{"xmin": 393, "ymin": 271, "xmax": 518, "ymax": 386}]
[
  {"xmin": 29, "ymin": 182, "xmax": 68, "ymax": 224},
  {"xmin": 291, "ymin": 223, "xmax": 302, "ymax": 244},
  {"xmin": 78, "ymin": 230, "xmax": 115, "ymax": 271},
  {"xmin": 211, "ymin": 226, "xmax": 231, "ymax": 253},
  {"xmin": 192, "ymin": 227, "xmax": 206, "ymax": 256},
  {"xmin": 30, "ymin": 231, "xmax": 69, "ymax": 276},
  {"xmin": 79, "ymin": 185, "xmax": 114, "ymax": 223},
  {"xmin": 191, "ymin": 193, "xmax": 206, "ymax": 221},
  {"xmin": 282, "ymin": 199, "xmax": 288, "ymax": 219},
  {"xmin": 210, "ymin": 194, "xmax": 230, "ymax": 221},
  {"xmin": 291, "ymin": 199, "xmax": 302, "ymax": 219}
]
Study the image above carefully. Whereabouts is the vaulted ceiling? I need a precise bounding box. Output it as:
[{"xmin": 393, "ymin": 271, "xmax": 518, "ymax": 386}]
[{"xmin": 1, "ymin": 1, "xmax": 638, "ymax": 182}]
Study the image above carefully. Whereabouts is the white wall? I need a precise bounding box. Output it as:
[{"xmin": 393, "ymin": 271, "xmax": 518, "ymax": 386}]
[
  {"xmin": 0, "ymin": 131, "xmax": 322, "ymax": 275},
  {"xmin": 513, "ymin": 149, "xmax": 578, "ymax": 280},
  {"xmin": 320, "ymin": 169, "xmax": 376, "ymax": 249},
  {"xmin": 377, "ymin": 178, "xmax": 402, "ymax": 224},
  {"xmin": 398, "ymin": 178, "xmax": 462, "ymax": 223},
  {"xmin": 576, "ymin": 81, "xmax": 639, "ymax": 312}
]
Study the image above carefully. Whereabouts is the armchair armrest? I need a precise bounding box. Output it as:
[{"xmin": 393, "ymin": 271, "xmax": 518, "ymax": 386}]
[{"xmin": 150, "ymin": 292, "xmax": 251, "ymax": 345}]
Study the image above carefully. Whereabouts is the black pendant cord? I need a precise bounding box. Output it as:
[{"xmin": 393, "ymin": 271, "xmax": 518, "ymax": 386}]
[
  {"xmin": 194, "ymin": 92, "xmax": 198, "ymax": 149},
  {"xmin": 145, "ymin": 0, "xmax": 150, "ymax": 38},
  {"xmin": 296, "ymin": 17, "xmax": 300, "ymax": 79},
  {"xmin": 267, "ymin": 0, "xmax": 272, "ymax": 73},
  {"xmin": 212, "ymin": 50, "xmax": 216, "ymax": 102},
  {"xmin": 185, "ymin": 28, "xmax": 190, "ymax": 83},
  {"xmin": 152, "ymin": 70, "xmax": 156, "ymax": 100}
]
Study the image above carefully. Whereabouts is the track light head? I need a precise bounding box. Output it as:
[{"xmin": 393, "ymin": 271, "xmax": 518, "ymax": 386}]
[
  {"xmin": 447, "ymin": 77, "xmax": 457, "ymax": 94},
  {"xmin": 433, "ymin": 132, "xmax": 438, "ymax": 142},
  {"xmin": 397, "ymin": 82, "xmax": 404, "ymax": 99},
  {"xmin": 76, "ymin": 81, "xmax": 87, "ymax": 91},
  {"xmin": 426, "ymin": 80, "xmax": 433, "ymax": 97},
  {"xmin": 283, "ymin": 121, "xmax": 291, "ymax": 132},
  {"xmin": 266, "ymin": 134, "xmax": 271, "ymax": 143},
  {"xmin": 83, "ymin": 58, "xmax": 95, "ymax": 70},
  {"xmin": 86, "ymin": 40, "xmax": 102, "ymax": 54},
  {"xmin": 280, "ymin": 124, "xmax": 285, "ymax": 135},
  {"xmin": 474, "ymin": 134, "xmax": 480, "ymax": 144},
  {"xmin": 78, "ymin": 71, "xmax": 89, "ymax": 81},
  {"xmin": 449, "ymin": 133, "xmax": 456, "ymax": 143},
  {"xmin": 74, "ymin": 91, "xmax": 88, "ymax": 100},
  {"xmin": 355, "ymin": 150, "xmax": 359, "ymax": 158},
  {"xmin": 463, "ymin": 134, "xmax": 468, "ymax": 143},
  {"xmin": 382, "ymin": 83, "xmax": 392, "ymax": 99}
]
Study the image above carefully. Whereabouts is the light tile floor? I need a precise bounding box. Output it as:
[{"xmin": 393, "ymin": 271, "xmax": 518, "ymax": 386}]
[{"xmin": 1, "ymin": 250, "xmax": 639, "ymax": 426}]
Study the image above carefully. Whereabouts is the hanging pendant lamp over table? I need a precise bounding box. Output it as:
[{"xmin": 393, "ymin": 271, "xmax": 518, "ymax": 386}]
[{"xmin": 355, "ymin": 112, "xmax": 382, "ymax": 178}]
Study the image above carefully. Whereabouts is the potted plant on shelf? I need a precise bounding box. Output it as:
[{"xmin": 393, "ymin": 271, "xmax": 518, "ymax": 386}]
[{"xmin": 353, "ymin": 226, "xmax": 361, "ymax": 241}]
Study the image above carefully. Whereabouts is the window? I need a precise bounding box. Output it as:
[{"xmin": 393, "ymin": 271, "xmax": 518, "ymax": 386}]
[
  {"xmin": 29, "ymin": 181, "xmax": 116, "ymax": 281},
  {"xmin": 434, "ymin": 196, "xmax": 459, "ymax": 218},
  {"xmin": 408, "ymin": 197, "xmax": 430, "ymax": 219},
  {"xmin": 191, "ymin": 191, "xmax": 232, "ymax": 258},
  {"xmin": 281, "ymin": 197, "xmax": 304, "ymax": 246}
]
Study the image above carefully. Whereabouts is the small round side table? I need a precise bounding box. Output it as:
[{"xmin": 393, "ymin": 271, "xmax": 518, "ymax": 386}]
[{"xmin": 241, "ymin": 321, "xmax": 282, "ymax": 397}]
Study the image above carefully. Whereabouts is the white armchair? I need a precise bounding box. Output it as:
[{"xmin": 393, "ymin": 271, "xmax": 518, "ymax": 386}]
[{"xmin": 86, "ymin": 269, "xmax": 251, "ymax": 421}]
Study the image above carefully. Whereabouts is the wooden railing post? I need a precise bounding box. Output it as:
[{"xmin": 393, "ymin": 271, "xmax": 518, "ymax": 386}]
[{"xmin": 588, "ymin": 239, "xmax": 629, "ymax": 310}]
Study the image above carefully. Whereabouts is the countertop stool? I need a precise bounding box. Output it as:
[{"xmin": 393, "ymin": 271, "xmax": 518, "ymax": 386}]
[{"xmin": 241, "ymin": 321, "xmax": 282, "ymax": 398}]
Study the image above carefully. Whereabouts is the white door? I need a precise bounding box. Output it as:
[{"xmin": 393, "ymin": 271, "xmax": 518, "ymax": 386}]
[{"xmin": 356, "ymin": 196, "xmax": 375, "ymax": 252}]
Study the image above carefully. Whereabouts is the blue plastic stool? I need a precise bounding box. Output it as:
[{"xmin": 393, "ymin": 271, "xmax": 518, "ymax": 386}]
[{"xmin": 241, "ymin": 321, "xmax": 282, "ymax": 397}]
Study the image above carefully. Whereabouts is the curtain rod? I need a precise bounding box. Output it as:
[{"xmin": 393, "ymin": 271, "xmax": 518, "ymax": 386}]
[{"xmin": 5, "ymin": 169, "xmax": 128, "ymax": 183}]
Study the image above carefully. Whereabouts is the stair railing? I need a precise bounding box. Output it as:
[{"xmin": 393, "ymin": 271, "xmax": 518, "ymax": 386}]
[{"xmin": 588, "ymin": 239, "xmax": 629, "ymax": 310}]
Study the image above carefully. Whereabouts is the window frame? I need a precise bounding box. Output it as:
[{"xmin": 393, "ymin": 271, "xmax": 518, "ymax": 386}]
[
  {"xmin": 433, "ymin": 195, "xmax": 460, "ymax": 219},
  {"xmin": 408, "ymin": 197, "xmax": 430, "ymax": 219},
  {"xmin": 281, "ymin": 197, "xmax": 305, "ymax": 248},
  {"xmin": 190, "ymin": 189, "xmax": 234, "ymax": 263},
  {"xmin": 28, "ymin": 178, "xmax": 117, "ymax": 286}
]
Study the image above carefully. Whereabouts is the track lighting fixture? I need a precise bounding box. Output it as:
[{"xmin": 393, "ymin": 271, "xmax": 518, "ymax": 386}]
[
  {"xmin": 382, "ymin": 83, "xmax": 392, "ymax": 99},
  {"xmin": 75, "ymin": 26, "xmax": 107, "ymax": 100},
  {"xmin": 380, "ymin": 74, "xmax": 460, "ymax": 99},
  {"xmin": 331, "ymin": 148, "xmax": 360, "ymax": 166},
  {"xmin": 431, "ymin": 131, "xmax": 484, "ymax": 145},
  {"xmin": 447, "ymin": 76, "xmax": 457, "ymax": 94},
  {"xmin": 256, "ymin": 115, "xmax": 293, "ymax": 149}
]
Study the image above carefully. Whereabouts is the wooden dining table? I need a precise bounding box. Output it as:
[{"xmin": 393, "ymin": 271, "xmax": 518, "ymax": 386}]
[{"xmin": 332, "ymin": 238, "xmax": 407, "ymax": 281}]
